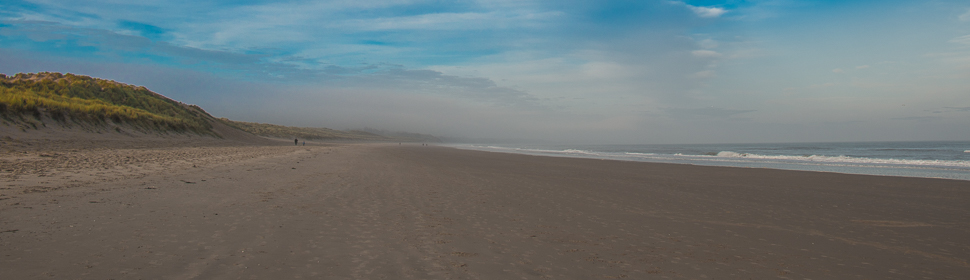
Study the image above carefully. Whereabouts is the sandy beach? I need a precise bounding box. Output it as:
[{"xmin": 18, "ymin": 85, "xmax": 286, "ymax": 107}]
[{"xmin": 1, "ymin": 143, "xmax": 968, "ymax": 279}]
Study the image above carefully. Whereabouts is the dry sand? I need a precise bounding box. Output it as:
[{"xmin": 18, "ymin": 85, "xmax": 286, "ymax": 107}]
[{"xmin": 1, "ymin": 143, "xmax": 969, "ymax": 279}]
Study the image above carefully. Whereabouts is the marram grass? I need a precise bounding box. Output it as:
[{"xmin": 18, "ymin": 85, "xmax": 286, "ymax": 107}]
[
  {"xmin": 0, "ymin": 72, "xmax": 213, "ymax": 135},
  {"xmin": 219, "ymin": 118, "xmax": 387, "ymax": 141}
]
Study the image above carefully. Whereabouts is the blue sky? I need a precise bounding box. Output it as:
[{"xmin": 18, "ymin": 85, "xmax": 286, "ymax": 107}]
[{"xmin": 2, "ymin": 0, "xmax": 969, "ymax": 143}]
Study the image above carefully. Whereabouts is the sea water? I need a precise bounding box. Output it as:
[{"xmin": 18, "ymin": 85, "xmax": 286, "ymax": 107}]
[{"xmin": 449, "ymin": 141, "xmax": 970, "ymax": 181}]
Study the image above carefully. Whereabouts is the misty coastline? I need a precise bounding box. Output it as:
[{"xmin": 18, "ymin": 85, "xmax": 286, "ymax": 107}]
[{"xmin": 448, "ymin": 141, "xmax": 970, "ymax": 181}]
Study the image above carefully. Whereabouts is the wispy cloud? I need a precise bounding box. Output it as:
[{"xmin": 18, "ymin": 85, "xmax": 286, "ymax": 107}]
[
  {"xmin": 665, "ymin": 107, "xmax": 755, "ymax": 119},
  {"xmin": 926, "ymin": 34, "xmax": 970, "ymax": 68},
  {"xmin": 688, "ymin": 6, "xmax": 728, "ymax": 18},
  {"xmin": 669, "ymin": 1, "xmax": 727, "ymax": 18},
  {"xmin": 117, "ymin": 20, "xmax": 166, "ymax": 40},
  {"xmin": 3, "ymin": 0, "xmax": 970, "ymax": 142},
  {"xmin": 0, "ymin": 17, "xmax": 542, "ymax": 108},
  {"xmin": 356, "ymin": 67, "xmax": 539, "ymax": 107},
  {"xmin": 691, "ymin": 50, "xmax": 722, "ymax": 58},
  {"xmin": 337, "ymin": 11, "xmax": 563, "ymax": 31},
  {"xmin": 696, "ymin": 38, "xmax": 719, "ymax": 49},
  {"xmin": 892, "ymin": 116, "xmax": 941, "ymax": 122},
  {"xmin": 943, "ymin": 106, "xmax": 970, "ymax": 112},
  {"xmin": 951, "ymin": 34, "xmax": 970, "ymax": 46},
  {"xmin": 0, "ymin": 19, "xmax": 264, "ymax": 65}
]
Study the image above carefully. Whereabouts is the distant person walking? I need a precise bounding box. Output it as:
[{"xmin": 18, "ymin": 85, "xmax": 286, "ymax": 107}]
[{"xmin": 295, "ymin": 138, "xmax": 299, "ymax": 146}]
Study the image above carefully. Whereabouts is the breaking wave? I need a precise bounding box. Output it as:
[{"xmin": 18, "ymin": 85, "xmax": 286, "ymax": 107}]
[
  {"xmin": 456, "ymin": 145, "xmax": 970, "ymax": 171},
  {"xmin": 693, "ymin": 151, "xmax": 970, "ymax": 169}
]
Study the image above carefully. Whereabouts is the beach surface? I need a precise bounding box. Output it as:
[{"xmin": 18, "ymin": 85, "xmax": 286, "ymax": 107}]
[{"xmin": 1, "ymin": 143, "xmax": 968, "ymax": 279}]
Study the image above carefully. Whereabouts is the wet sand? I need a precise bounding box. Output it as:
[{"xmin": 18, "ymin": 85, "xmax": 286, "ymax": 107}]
[{"xmin": 1, "ymin": 144, "xmax": 968, "ymax": 279}]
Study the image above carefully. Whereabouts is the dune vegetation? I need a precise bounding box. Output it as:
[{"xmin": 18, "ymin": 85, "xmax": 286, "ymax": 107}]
[
  {"xmin": 2, "ymin": 71, "xmax": 438, "ymax": 142},
  {"xmin": 0, "ymin": 72, "xmax": 214, "ymax": 135},
  {"xmin": 217, "ymin": 118, "xmax": 390, "ymax": 141}
]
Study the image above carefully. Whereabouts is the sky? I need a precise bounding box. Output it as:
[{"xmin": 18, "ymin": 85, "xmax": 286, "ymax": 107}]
[{"xmin": 1, "ymin": 0, "xmax": 969, "ymax": 144}]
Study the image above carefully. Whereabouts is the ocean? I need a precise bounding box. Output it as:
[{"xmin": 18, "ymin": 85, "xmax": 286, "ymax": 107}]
[{"xmin": 449, "ymin": 141, "xmax": 970, "ymax": 181}]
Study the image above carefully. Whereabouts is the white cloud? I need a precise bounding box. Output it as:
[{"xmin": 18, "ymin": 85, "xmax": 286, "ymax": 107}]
[
  {"xmin": 689, "ymin": 6, "xmax": 728, "ymax": 18},
  {"xmin": 951, "ymin": 34, "xmax": 970, "ymax": 46},
  {"xmin": 959, "ymin": 9, "xmax": 970, "ymax": 22},
  {"xmin": 669, "ymin": 1, "xmax": 727, "ymax": 18},
  {"xmin": 809, "ymin": 82, "xmax": 836, "ymax": 89},
  {"xmin": 832, "ymin": 68, "xmax": 844, "ymax": 73},
  {"xmin": 697, "ymin": 38, "xmax": 719, "ymax": 49},
  {"xmin": 581, "ymin": 61, "xmax": 633, "ymax": 79},
  {"xmin": 856, "ymin": 65, "xmax": 870, "ymax": 69},
  {"xmin": 693, "ymin": 70, "xmax": 715, "ymax": 78},
  {"xmin": 665, "ymin": 107, "xmax": 755, "ymax": 118},
  {"xmin": 340, "ymin": 11, "xmax": 562, "ymax": 31},
  {"xmin": 927, "ymin": 51, "xmax": 970, "ymax": 69},
  {"xmin": 931, "ymin": 35, "xmax": 970, "ymax": 68},
  {"xmin": 691, "ymin": 50, "xmax": 722, "ymax": 58}
]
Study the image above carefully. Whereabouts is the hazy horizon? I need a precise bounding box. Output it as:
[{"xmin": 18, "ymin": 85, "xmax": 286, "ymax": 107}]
[{"xmin": 2, "ymin": 1, "xmax": 969, "ymax": 144}]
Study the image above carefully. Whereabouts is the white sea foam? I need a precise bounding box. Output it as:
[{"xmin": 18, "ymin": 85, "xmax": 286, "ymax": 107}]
[
  {"xmin": 451, "ymin": 143, "xmax": 970, "ymax": 180},
  {"xmin": 456, "ymin": 144, "xmax": 970, "ymax": 170},
  {"xmin": 716, "ymin": 151, "xmax": 747, "ymax": 157},
  {"xmin": 464, "ymin": 145, "xmax": 599, "ymax": 157},
  {"xmin": 624, "ymin": 152, "xmax": 658, "ymax": 156},
  {"xmin": 673, "ymin": 151, "xmax": 970, "ymax": 169}
]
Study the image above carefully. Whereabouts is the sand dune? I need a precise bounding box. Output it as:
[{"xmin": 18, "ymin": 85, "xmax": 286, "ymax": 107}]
[{"xmin": 1, "ymin": 143, "xmax": 968, "ymax": 279}]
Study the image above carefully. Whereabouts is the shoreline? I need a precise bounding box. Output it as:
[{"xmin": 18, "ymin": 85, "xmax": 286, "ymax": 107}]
[
  {"xmin": 447, "ymin": 142, "xmax": 970, "ymax": 181},
  {"xmin": 2, "ymin": 143, "xmax": 968, "ymax": 278}
]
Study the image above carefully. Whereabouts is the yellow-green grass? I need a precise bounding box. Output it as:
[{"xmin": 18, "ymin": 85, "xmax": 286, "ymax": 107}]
[
  {"xmin": 0, "ymin": 72, "xmax": 213, "ymax": 134},
  {"xmin": 218, "ymin": 118, "xmax": 388, "ymax": 141}
]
